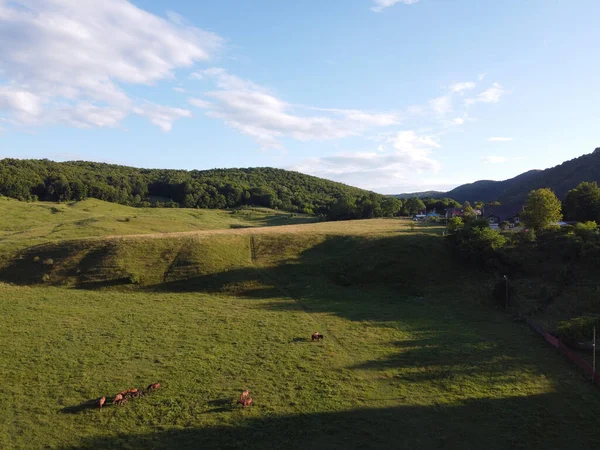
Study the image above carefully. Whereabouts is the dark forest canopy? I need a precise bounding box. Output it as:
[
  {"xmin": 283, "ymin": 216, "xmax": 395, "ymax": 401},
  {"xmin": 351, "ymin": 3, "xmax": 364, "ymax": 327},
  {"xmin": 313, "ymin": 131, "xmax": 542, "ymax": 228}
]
[{"xmin": 0, "ymin": 159, "xmax": 410, "ymax": 220}]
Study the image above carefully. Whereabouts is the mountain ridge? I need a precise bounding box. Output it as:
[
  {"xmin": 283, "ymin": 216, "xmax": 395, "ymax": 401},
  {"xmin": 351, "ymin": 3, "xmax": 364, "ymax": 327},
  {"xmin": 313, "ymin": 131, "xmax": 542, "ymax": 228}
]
[{"xmin": 396, "ymin": 149, "xmax": 600, "ymax": 204}]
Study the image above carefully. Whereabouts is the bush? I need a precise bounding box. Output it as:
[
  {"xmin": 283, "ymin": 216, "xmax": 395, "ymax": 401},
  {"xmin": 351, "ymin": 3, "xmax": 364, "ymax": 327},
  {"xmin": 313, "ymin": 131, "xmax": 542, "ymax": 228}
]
[
  {"xmin": 41, "ymin": 274, "xmax": 50, "ymax": 282},
  {"xmin": 499, "ymin": 221, "xmax": 510, "ymax": 230},
  {"xmin": 557, "ymin": 316, "xmax": 600, "ymax": 346},
  {"xmin": 129, "ymin": 274, "xmax": 141, "ymax": 284},
  {"xmin": 42, "ymin": 258, "xmax": 54, "ymax": 266},
  {"xmin": 447, "ymin": 217, "xmax": 464, "ymax": 233},
  {"xmin": 33, "ymin": 256, "xmax": 40, "ymax": 263}
]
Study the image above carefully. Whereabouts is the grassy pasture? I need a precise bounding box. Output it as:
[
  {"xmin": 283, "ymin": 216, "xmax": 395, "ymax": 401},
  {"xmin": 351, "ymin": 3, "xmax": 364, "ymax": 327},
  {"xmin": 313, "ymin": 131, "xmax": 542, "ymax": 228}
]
[
  {"xmin": 1, "ymin": 211, "xmax": 600, "ymax": 448},
  {"xmin": 0, "ymin": 197, "xmax": 316, "ymax": 255}
]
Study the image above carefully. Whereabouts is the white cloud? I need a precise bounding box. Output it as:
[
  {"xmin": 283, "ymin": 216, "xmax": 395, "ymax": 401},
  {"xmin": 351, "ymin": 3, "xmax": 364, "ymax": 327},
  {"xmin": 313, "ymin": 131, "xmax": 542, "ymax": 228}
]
[
  {"xmin": 133, "ymin": 103, "xmax": 192, "ymax": 132},
  {"xmin": 452, "ymin": 117, "xmax": 465, "ymax": 125},
  {"xmin": 0, "ymin": 88, "xmax": 42, "ymax": 116},
  {"xmin": 449, "ymin": 82, "xmax": 476, "ymax": 94},
  {"xmin": 481, "ymin": 156, "xmax": 507, "ymax": 164},
  {"xmin": 189, "ymin": 68, "xmax": 401, "ymax": 148},
  {"xmin": 466, "ymin": 83, "xmax": 506, "ymax": 105},
  {"xmin": 173, "ymin": 87, "xmax": 186, "ymax": 93},
  {"xmin": 292, "ymin": 130, "xmax": 441, "ymax": 192},
  {"xmin": 488, "ymin": 137, "xmax": 513, "ymax": 142},
  {"xmin": 480, "ymin": 155, "xmax": 524, "ymax": 164},
  {"xmin": 371, "ymin": 0, "xmax": 421, "ymax": 13},
  {"xmin": 0, "ymin": 0, "xmax": 222, "ymax": 130},
  {"xmin": 429, "ymin": 95, "xmax": 453, "ymax": 115},
  {"xmin": 188, "ymin": 98, "xmax": 213, "ymax": 109},
  {"xmin": 478, "ymin": 73, "xmax": 487, "ymax": 81}
]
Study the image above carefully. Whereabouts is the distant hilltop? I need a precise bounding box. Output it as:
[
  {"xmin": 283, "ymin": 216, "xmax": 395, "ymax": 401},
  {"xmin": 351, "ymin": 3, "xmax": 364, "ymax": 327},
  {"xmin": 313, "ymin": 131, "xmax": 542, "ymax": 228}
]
[{"xmin": 395, "ymin": 148, "xmax": 600, "ymax": 204}]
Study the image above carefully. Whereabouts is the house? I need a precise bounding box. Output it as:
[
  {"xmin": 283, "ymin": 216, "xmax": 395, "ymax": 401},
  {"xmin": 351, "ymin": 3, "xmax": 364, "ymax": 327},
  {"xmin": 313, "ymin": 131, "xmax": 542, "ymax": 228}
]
[
  {"xmin": 484, "ymin": 205, "xmax": 523, "ymax": 226},
  {"xmin": 445, "ymin": 208, "xmax": 463, "ymax": 218}
]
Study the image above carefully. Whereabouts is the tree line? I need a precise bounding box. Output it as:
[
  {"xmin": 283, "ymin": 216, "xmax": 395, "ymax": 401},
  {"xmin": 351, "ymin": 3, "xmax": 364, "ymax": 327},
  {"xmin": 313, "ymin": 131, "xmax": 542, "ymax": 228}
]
[{"xmin": 0, "ymin": 158, "xmax": 457, "ymax": 219}]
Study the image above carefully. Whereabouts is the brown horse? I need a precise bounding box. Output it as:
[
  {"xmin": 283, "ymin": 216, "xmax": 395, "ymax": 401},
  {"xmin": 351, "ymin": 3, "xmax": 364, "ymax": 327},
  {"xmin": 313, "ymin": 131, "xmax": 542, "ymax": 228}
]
[
  {"xmin": 147, "ymin": 383, "xmax": 161, "ymax": 391},
  {"xmin": 242, "ymin": 397, "xmax": 253, "ymax": 407},
  {"xmin": 98, "ymin": 396, "xmax": 106, "ymax": 410},
  {"xmin": 311, "ymin": 332, "xmax": 323, "ymax": 341}
]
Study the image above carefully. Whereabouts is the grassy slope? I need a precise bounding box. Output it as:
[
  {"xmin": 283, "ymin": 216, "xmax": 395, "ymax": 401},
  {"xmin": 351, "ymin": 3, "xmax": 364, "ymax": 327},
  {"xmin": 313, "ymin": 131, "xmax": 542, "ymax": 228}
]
[
  {"xmin": 0, "ymin": 197, "xmax": 316, "ymax": 255},
  {"xmin": 1, "ymin": 219, "xmax": 600, "ymax": 448}
]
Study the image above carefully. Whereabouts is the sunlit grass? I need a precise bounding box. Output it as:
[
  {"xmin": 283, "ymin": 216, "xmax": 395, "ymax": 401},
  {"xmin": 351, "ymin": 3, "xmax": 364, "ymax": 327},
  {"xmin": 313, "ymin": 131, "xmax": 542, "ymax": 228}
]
[
  {"xmin": 0, "ymin": 197, "xmax": 317, "ymax": 255},
  {"xmin": 1, "ymin": 212, "xmax": 600, "ymax": 448}
]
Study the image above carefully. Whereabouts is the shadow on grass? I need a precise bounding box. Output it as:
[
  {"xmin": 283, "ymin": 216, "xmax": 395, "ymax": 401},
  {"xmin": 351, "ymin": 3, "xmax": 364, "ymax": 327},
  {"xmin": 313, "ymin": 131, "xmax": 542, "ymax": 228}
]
[
  {"xmin": 61, "ymin": 393, "xmax": 600, "ymax": 450},
  {"xmin": 60, "ymin": 398, "xmax": 103, "ymax": 414}
]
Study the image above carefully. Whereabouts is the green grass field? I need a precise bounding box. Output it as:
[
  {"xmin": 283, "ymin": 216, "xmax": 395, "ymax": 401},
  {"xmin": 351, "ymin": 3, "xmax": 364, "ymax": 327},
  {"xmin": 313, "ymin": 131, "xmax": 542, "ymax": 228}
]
[
  {"xmin": 0, "ymin": 197, "xmax": 316, "ymax": 255},
  {"xmin": 1, "ymin": 200, "xmax": 600, "ymax": 449}
]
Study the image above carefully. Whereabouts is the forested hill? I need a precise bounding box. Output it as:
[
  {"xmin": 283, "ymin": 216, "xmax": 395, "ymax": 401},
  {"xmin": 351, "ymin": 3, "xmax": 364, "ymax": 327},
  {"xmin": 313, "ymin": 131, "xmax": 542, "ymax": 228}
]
[
  {"xmin": 0, "ymin": 159, "xmax": 403, "ymax": 219},
  {"xmin": 398, "ymin": 148, "xmax": 600, "ymax": 204}
]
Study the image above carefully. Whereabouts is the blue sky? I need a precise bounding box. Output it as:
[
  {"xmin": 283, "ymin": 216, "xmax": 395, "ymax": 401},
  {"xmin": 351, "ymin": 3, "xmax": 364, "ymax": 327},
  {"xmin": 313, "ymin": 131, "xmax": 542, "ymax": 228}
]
[{"xmin": 0, "ymin": 0, "xmax": 598, "ymax": 194}]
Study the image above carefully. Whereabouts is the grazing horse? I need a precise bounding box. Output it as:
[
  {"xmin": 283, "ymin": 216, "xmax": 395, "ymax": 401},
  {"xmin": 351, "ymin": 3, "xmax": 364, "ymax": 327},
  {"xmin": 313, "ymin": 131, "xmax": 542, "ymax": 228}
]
[
  {"xmin": 112, "ymin": 393, "xmax": 123, "ymax": 405},
  {"xmin": 242, "ymin": 397, "xmax": 253, "ymax": 407},
  {"xmin": 239, "ymin": 390, "xmax": 250, "ymax": 401},
  {"xmin": 98, "ymin": 396, "xmax": 106, "ymax": 410},
  {"xmin": 311, "ymin": 332, "xmax": 324, "ymax": 341},
  {"xmin": 147, "ymin": 383, "xmax": 161, "ymax": 391}
]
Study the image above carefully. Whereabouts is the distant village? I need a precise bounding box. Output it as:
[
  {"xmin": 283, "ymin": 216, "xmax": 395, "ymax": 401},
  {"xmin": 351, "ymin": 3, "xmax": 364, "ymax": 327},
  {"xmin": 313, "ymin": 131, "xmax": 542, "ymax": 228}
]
[{"xmin": 413, "ymin": 205, "xmax": 575, "ymax": 229}]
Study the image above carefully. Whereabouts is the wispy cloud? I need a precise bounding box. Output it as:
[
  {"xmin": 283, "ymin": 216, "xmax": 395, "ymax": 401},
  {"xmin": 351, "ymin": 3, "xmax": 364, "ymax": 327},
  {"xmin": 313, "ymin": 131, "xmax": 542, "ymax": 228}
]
[
  {"xmin": 488, "ymin": 137, "xmax": 513, "ymax": 142},
  {"xmin": 429, "ymin": 95, "xmax": 453, "ymax": 115},
  {"xmin": 0, "ymin": 0, "xmax": 222, "ymax": 131},
  {"xmin": 449, "ymin": 82, "xmax": 476, "ymax": 94},
  {"xmin": 189, "ymin": 68, "xmax": 400, "ymax": 148},
  {"xmin": 466, "ymin": 83, "xmax": 506, "ymax": 105},
  {"xmin": 371, "ymin": 0, "xmax": 421, "ymax": 13},
  {"xmin": 292, "ymin": 130, "xmax": 441, "ymax": 192},
  {"xmin": 481, "ymin": 155, "xmax": 524, "ymax": 164}
]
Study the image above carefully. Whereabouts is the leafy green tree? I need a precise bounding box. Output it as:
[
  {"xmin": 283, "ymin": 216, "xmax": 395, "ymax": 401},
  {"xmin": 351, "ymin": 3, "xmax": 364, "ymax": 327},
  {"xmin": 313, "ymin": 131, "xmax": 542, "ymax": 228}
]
[
  {"xmin": 447, "ymin": 217, "xmax": 464, "ymax": 233},
  {"xmin": 462, "ymin": 201, "xmax": 477, "ymax": 220},
  {"xmin": 563, "ymin": 181, "xmax": 600, "ymax": 222},
  {"xmin": 380, "ymin": 197, "xmax": 403, "ymax": 217},
  {"xmin": 521, "ymin": 188, "xmax": 563, "ymax": 231},
  {"xmin": 404, "ymin": 197, "xmax": 426, "ymax": 215}
]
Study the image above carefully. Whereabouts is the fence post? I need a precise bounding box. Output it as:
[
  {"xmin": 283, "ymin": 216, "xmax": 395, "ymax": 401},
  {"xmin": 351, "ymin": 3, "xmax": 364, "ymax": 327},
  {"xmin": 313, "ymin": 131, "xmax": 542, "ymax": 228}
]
[
  {"xmin": 593, "ymin": 326, "xmax": 596, "ymax": 384},
  {"xmin": 504, "ymin": 275, "xmax": 509, "ymax": 310}
]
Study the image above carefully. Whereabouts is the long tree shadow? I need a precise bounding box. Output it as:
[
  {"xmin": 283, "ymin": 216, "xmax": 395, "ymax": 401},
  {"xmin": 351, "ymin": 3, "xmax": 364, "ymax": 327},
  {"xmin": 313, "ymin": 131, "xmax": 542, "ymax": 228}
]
[{"xmin": 61, "ymin": 393, "xmax": 600, "ymax": 449}]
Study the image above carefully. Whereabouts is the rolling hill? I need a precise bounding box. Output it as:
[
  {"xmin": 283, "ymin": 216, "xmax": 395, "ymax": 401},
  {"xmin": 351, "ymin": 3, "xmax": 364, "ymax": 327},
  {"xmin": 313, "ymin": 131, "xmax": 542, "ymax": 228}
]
[
  {"xmin": 398, "ymin": 148, "xmax": 600, "ymax": 204},
  {"xmin": 0, "ymin": 159, "xmax": 393, "ymax": 218}
]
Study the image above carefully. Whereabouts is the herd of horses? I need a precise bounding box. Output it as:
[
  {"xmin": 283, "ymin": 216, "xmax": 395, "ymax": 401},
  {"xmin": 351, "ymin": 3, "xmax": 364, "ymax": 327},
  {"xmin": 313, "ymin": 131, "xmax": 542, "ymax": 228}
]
[
  {"xmin": 98, "ymin": 382, "xmax": 161, "ymax": 409},
  {"xmin": 96, "ymin": 332, "xmax": 324, "ymax": 411}
]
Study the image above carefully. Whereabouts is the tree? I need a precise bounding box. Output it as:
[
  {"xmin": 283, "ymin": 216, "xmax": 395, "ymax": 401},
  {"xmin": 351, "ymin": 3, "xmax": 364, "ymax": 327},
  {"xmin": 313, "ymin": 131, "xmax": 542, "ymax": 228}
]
[
  {"xmin": 404, "ymin": 197, "xmax": 426, "ymax": 216},
  {"xmin": 380, "ymin": 197, "xmax": 403, "ymax": 217},
  {"xmin": 447, "ymin": 216, "xmax": 464, "ymax": 233},
  {"xmin": 563, "ymin": 181, "xmax": 600, "ymax": 222},
  {"xmin": 521, "ymin": 188, "xmax": 563, "ymax": 231},
  {"xmin": 462, "ymin": 201, "xmax": 477, "ymax": 220}
]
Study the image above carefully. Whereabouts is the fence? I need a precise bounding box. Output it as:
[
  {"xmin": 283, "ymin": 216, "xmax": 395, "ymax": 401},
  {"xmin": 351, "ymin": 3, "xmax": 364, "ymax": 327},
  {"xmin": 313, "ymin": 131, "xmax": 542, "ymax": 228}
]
[{"xmin": 525, "ymin": 318, "xmax": 600, "ymax": 386}]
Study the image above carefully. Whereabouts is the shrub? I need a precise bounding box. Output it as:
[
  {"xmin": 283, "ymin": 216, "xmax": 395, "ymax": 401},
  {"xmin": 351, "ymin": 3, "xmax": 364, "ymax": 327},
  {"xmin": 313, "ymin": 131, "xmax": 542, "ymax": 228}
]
[
  {"xmin": 557, "ymin": 315, "xmax": 600, "ymax": 346},
  {"xmin": 42, "ymin": 258, "xmax": 54, "ymax": 266},
  {"xmin": 33, "ymin": 256, "xmax": 40, "ymax": 263},
  {"xmin": 499, "ymin": 221, "xmax": 510, "ymax": 230},
  {"xmin": 129, "ymin": 274, "xmax": 141, "ymax": 284},
  {"xmin": 447, "ymin": 217, "xmax": 464, "ymax": 233},
  {"xmin": 41, "ymin": 274, "xmax": 50, "ymax": 282}
]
